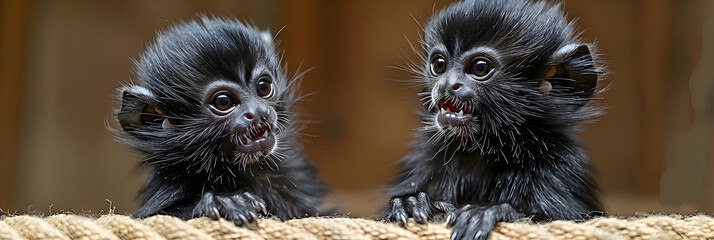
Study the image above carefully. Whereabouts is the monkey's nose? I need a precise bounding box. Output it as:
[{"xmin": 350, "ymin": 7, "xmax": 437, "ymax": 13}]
[
  {"xmin": 243, "ymin": 112, "xmax": 269, "ymax": 123},
  {"xmin": 452, "ymin": 83, "xmax": 462, "ymax": 90},
  {"xmin": 444, "ymin": 79, "xmax": 473, "ymax": 100},
  {"xmin": 448, "ymin": 82, "xmax": 466, "ymax": 94},
  {"xmin": 241, "ymin": 107, "xmax": 270, "ymax": 125}
]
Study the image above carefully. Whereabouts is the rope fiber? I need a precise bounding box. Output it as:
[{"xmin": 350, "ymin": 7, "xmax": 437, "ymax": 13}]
[{"xmin": 1, "ymin": 214, "xmax": 712, "ymax": 239}]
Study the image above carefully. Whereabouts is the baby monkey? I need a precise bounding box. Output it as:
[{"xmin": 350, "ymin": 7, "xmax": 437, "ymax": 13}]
[
  {"xmin": 384, "ymin": 0, "xmax": 603, "ymax": 239},
  {"xmin": 116, "ymin": 16, "xmax": 325, "ymax": 225}
]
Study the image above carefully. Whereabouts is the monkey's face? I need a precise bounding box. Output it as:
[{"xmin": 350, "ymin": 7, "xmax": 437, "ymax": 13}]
[
  {"xmin": 417, "ymin": 0, "xmax": 600, "ymax": 155},
  {"xmin": 117, "ymin": 17, "xmax": 297, "ymax": 177},
  {"xmin": 422, "ymin": 45, "xmax": 510, "ymax": 147},
  {"xmin": 202, "ymin": 74, "xmax": 280, "ymax": 162},
  {"xmin": 427, "ymin": 47, "xmax": 495, "ymax": 131}
]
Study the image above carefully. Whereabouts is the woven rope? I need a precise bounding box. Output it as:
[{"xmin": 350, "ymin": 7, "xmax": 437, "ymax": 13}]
[{"xmin": 1, "ymin": 214, "xmax": 712, "ymax": 240}]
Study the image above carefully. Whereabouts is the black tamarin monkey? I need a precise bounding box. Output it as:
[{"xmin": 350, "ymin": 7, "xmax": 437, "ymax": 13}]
[
  {"xmin": 115, "ymin": 16, "xmax": 326, "ymax": 225},
  {"xmin": 384, "ymin": 0, "xmax": 603, "ymax": 239}
]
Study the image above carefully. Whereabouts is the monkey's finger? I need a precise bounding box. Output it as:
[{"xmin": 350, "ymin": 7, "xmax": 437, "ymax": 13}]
[
  {"xmin": 385, "ymin": 197, "xmax": 408, "ymax": 226},
  {"xmin": 432, "ymin": 200, "xmax": 456, "ymax": 213},
  {"xmin": 449, "ymin": 207, "xmax": 479, "ymax": 240},
  {"xmin": 460, "ymin": 217, "xmax": 482, "ymax": 240},
  {"xmin": 241, "ymin": 192, "xmax": 259, "ymax": 205},
  {"xmin": 405, "ymin": 195, "xmax": 429, "ymax": 224},
  {"xmin": 472, "ymin": 217, "xmax": 494, "ymax": 240},
  {"xmin": 231, "ymin": 193, "xmax": 253, "ymax": 208},
  {"xmin": 209, "ymin": 207, "xmax": 221, "ymax": 220},
  {"xmin": 449, "ymin": 227, "xmax": 463, "ymax": 240},
  {"xmin": 416, "ymin": 192, "xmax": 434, "ymax": 222},
  {"xmin": 413, "ymin": 209, "xmax": 428, "ymax": 224},
  {"xmin": 247, "ymin": 211, "xmax": 258, "ymax": 223},
  {"xmin": 397, "ymin": 212, "xmax": 408, "ymax": 227},
  {"xmin": 474, "ymin": 230, "xmax": 489, "ymax": 240},
  {"xmin": 445, "ymin": 211, "xmax": 458, "ymax": 228},
  {"xmin": 236, "ymin": 214, "xmax": 249, "ymax": 227}
]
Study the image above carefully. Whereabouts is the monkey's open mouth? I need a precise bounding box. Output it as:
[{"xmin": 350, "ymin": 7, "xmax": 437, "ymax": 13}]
[
  {"xmin": 238, "ymin": 122, "xmax": 271, "ymax": 145},
  {"xmin": 437, "ymin": 96, "xmax": 475, "ymax": 126},
  {"xmin": 235, "ymin": 122, "xmax": 275, "ymax": 154}
]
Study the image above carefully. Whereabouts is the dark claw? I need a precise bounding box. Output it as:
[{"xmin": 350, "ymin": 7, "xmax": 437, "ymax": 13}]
[
  {"xmin": 413, "ymin": 209, "xmax": 427, "ymax": 224},
  {"xmin": 247, "ymin": 212, "xmax": 258, "ymax": 223},
  {"xmin": 475, "ymin": 231, "xmax": 487, "ymax": 240},
  {"xmin": 446, "ymin": 212, "xmax": 456, "ymax": 227},
  {"xmin": 257, "ymin": 202, "xmax": 268, "ymax": 215},
  {"xmin": 450, "ymin": 230, "xmax": 459, "ymax": 240},
  {"xmin": 397, "ymin": 212, "xmax": 408, "ymax": 227},
  {"xmin": 209, "ymin": 207, "xmax": 220, "ymax": 220},
  {"xmin": 239, "ymin": 214, "xmax": 249, "ymax": 226}
]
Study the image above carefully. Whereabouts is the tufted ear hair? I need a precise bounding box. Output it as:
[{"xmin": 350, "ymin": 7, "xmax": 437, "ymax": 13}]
[
  {"xmin": 260, "ymin": 30, "xmax": 273, "ymax": 46},
  {"xmin": 117, "ymin": 85, "xmax": 163, "ymax": 134},
  {"xmin": 545, "ymin": 44, "xmax": 599, "ymax": 108}
]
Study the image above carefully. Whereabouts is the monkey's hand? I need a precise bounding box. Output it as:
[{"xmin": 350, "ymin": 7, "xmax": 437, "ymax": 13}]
[
  {"xmin": 446, "ymin": 203, "xmax": 524, "ymax": 240},
  {"xmin": 192, "ymin": 192, "xmax": 268, "ymax": 227},
  {"xmin": 383, "ymin": 192, "xmax": 455, "ymax": 227}
]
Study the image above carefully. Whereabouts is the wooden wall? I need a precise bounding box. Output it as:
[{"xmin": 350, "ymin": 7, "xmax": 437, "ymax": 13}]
[{"xmin": 0, "ymin": 0, "xmax": 33, "ymax": 212}]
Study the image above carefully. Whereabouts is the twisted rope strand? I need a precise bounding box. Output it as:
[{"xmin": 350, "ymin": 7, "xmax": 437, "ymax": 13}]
[{"xmin": 1, "ymin": 214, "xmax": 712, "ymax": 240}]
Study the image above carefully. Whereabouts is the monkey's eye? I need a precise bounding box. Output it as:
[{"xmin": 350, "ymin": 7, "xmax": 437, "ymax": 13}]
[
  {"xmin": 430, "ymin": 57, "xmax": 447, "ymax": 75},
  {"xmin": 210, "ymin": 93, "xmax": 236, "ymax": 114},
  {"xmin": 469, "ymin": 58, "xmax": 494, "ymax": 79},
  {"xmin": 256, "ymin": 77, "xmax": 274, "ymax": 98}
]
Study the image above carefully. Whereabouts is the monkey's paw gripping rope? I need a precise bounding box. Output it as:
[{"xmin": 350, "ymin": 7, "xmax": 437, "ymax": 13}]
[{"xmin": 1, "ymin": 214, "xmax": 713, "ymax": 240}]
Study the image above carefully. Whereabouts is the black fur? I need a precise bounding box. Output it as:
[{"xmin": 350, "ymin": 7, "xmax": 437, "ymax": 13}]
[
  {"xmin": 384, "ymin": 0, "xmax": 603, "ymax": 239},
  {"xmin": 115, "ymin": 16, "xmax": 325, "ymax": 224}
]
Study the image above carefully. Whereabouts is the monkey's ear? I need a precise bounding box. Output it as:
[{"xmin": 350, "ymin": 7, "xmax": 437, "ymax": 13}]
[
  {"xmin": 259, "ymin": 30, "xmax": 273, "ymax": 46},
  {"xmin": 117, "ymin": 85, "xmax": 160, "ymax": 131},
  {"xmin": 545, "ymin": 44, "xmax": 599, "ymax": 103}
]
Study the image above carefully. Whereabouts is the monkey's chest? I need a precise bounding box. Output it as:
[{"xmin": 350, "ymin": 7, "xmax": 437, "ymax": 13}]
[{"xmin": 427, "ymin": 163, "xmax": 533, "ymax": 205}]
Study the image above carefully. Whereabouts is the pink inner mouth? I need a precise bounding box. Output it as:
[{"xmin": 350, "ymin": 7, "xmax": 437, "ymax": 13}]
[
  {"xmin": 238, "ymin": 123, "xmax": 271, "ymax": 145},
  {"xmin": 439, "ymin": 97, "xmax": 472, "ymax": 115}
]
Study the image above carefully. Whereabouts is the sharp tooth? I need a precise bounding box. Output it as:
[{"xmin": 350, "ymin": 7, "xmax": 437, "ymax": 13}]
[
  {"xmin": 245, "ymin": 137, "xmax": 253, "ymax": 144},
  {"xmin": 457, "ymin": 110, "xmax": 464, "ymax": 116},
  {"xmin": 161, "ymin": 119, "xmax": 172, "ymax": 129}
]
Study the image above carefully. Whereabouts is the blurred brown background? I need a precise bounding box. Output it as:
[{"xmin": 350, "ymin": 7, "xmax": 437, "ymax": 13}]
[{"xmin": 1, "ymin": 0, "xmax": 713, "ymax": 217}]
